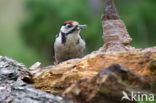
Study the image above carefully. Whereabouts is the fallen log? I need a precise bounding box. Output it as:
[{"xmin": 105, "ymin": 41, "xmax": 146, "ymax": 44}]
[
  {"xmin": 1, "ymin": 0, "xmax": 156, "ymax": 103},
  {"xmin": 0, "ymin": 56, "xmax": 71, "ymax": 103},
  {"xmin": 32, "ymin": 0, "xmax": 156, "ymax": 103}
]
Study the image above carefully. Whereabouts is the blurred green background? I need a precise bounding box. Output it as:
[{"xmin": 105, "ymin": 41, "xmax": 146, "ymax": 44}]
[{"xmin": 0, "ymin": 0, "xmax": 156, "ymax": 67}]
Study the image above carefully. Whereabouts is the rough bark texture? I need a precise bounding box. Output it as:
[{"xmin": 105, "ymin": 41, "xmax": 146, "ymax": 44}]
[
  {"xmin": 102, "ymin": 0, "xmax": 119, "ymax": 20},
  {"xmin": 63, "ymin": 64, "xmax": 148, "ymax": 103},
  {"xmin": 0, "ymin": 56, "xmax": 71, "ymax": 103},
  {"xmin": 100, "ymin": 19, "xmax": 136, "ymax": 53},
  {"xmin": 100, "ymin": 0, "xmax": 137, "ymax": 53},
  {"xmin": 33, "ymin": 52, "xmax": 156, "ymax": 94}
]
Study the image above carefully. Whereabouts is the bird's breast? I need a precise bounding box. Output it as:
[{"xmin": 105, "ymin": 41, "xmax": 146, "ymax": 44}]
[
  {"xmin": 54, "ymin": 34, "xmax": 85, "ymax": 63},
  {"xmin": 66, "ymin": 34, "xmax": 78, "ymax": 45}
]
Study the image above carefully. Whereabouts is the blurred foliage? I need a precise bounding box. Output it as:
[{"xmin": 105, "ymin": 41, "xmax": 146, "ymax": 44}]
[{"xmin": 0, "ymin": 0, "xmax": 156, "ymax": 66}]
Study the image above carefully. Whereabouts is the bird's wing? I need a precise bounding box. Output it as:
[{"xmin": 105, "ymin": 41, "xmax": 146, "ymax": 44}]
[{"xmin": 52, "ymin": 34, "xmax": 59, "ymax": 62}]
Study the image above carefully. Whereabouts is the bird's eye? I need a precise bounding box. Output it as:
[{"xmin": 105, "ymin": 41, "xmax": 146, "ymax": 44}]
[{"xmin": 67, "ymin": 24, "xmax": 72, "ymax": 28}]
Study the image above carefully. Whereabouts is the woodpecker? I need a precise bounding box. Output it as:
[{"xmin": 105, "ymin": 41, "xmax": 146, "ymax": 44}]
[{"xmin": 54, "ymin": 20, "xmax": 86, "ymax": 64}]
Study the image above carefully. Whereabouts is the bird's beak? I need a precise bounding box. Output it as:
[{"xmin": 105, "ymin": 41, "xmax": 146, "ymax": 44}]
[{"xmin": 77, "ymin": 25, "xmax": 87, "ymax": 30}]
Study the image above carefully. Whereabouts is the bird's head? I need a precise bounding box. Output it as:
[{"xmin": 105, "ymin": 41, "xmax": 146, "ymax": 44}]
[{"xmin": 60, "ymin": 20, "xmax": 87, "ymax": 34}]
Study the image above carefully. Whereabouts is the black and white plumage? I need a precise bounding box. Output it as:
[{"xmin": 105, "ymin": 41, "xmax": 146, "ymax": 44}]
[{"xmin": 54, "ymin": 20, "xmax": 86, "ymax": 63}]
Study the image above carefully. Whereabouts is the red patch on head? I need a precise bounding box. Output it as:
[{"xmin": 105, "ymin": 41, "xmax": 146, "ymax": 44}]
[{"xmin": 64, "ymin": 20, "xmax": 75, "ymax": 24}]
